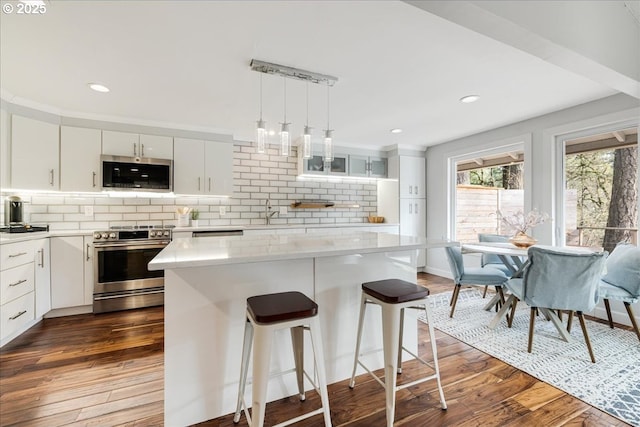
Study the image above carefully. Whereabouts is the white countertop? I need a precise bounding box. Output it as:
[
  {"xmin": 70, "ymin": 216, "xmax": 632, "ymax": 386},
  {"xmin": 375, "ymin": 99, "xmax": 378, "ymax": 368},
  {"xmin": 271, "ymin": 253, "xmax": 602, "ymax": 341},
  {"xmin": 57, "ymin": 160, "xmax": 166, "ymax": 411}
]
[{"xmin": 149, "ymin": 231, "xmax": 453, "ymax": 270}]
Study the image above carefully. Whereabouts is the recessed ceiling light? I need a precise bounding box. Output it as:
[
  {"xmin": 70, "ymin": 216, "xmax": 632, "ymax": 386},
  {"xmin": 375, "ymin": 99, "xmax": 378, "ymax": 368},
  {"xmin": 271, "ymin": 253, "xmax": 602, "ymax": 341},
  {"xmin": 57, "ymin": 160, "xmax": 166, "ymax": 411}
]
[
  {"xmin": 390, "ymin": 128, "xmax": 403, "ymax": 134},
  {"xmin": 88, "ymin": 83, "xmax": 110, "ymax": 93},
  {"xmin": 460, "ymin": 95, "xmax": 480, "ymax": 103}
]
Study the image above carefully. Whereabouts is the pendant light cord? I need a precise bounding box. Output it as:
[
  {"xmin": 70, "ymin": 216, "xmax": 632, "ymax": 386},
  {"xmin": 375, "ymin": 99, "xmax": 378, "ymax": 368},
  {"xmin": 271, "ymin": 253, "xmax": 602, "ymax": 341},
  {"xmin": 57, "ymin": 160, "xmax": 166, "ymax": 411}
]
[
  {"xmin": 259, "ymin": 73, "xmax": 263, "ymax": 121},
  {"xmin": 283, "ymin": 77, "xmax": 287, "ymax": 123},
  {"xmin": 326, "ymin": 84, "xmax": 330, "ymax": 130},
  {"xmin": 306, "ymin": 82, "xmax": 309, "ymax": 126}
]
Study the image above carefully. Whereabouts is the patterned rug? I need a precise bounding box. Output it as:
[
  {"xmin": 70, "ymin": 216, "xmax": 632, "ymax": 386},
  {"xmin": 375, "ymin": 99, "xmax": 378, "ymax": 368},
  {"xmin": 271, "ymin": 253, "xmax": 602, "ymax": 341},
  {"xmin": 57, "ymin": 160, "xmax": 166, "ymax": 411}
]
[{"xmin": 420, "ymin": 288, "xmax": 640, "ymax": 426}]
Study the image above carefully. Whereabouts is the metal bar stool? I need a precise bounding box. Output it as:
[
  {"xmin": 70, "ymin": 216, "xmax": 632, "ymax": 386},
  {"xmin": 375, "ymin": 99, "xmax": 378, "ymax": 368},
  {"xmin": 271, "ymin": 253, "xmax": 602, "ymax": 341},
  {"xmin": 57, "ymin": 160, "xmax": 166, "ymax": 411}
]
[
  {"xmin": 233, "ymin": 291, "xmax": 332, "ymax": 427},
  {"xmin": 349, "ymin": 279, "xmax": 447, "ymax": 427}
]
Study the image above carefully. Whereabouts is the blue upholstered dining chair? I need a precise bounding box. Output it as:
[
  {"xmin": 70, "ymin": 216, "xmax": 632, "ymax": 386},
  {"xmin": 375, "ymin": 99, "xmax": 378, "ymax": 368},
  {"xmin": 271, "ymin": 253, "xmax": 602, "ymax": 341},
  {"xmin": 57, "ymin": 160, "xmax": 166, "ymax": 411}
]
[
  {"xmin": 599, "ymin": 242, "xmax": 640, "ymax": 342},
  {"xmin": 478, "ymin": 233, "xmax": 518, "ymax": 276},
  {"xmin": 503, "ymin": 246, "xmax": 606, "ymax": 363},
  {"xmin": 444, "ymin": 246, "xmax": 509, "ymax": 318}
]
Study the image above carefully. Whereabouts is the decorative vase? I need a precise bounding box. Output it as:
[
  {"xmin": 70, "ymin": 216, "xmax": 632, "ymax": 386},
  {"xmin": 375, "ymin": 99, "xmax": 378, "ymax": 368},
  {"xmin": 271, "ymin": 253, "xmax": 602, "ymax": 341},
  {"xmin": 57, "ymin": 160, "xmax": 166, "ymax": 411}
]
[
  {"xmin": 509, "ymin": 231, "xmax": 537, "ymax": 248},
  {"xmin": 191, "ymin": 220, "xmax": 199, "ymax": 227}
]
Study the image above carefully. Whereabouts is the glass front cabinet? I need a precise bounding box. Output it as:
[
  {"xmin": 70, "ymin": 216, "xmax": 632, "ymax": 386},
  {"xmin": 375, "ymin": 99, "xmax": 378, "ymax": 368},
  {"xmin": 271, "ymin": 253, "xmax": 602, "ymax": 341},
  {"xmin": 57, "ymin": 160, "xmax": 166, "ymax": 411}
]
[
  {"xmin": 303, "ymin": 153, "xmax": 348, "ymax": 176},
  {"xmin": 349, "ymin": 155, "xmax": 387, "ymax": 178}
]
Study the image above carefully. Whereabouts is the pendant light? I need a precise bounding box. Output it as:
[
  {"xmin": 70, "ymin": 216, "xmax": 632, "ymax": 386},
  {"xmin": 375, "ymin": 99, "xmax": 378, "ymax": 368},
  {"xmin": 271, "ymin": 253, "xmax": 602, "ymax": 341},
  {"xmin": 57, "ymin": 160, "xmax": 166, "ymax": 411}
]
[
  {"xmin": 323, "ymin": 85, "xmax": 333, "ymax": 162},
  {"xmin": 280, "ymin": 77, "xmax": 291, "ymax": 157},
  {"xmin": 302, "ymin": 82, "xmax": 312, "ymax": 159},
  {"xmin": 255, "ymin": 74, "xmax": 266, "ymax": 154}
]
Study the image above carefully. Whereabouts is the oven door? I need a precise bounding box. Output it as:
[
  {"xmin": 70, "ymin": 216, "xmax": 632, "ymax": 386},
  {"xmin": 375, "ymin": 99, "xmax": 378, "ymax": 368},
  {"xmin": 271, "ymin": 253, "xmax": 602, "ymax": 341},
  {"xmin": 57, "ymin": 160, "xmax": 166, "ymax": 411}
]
[{"xmin": 94, "ymin": 241, "xmax": 167, "ymax": 294}]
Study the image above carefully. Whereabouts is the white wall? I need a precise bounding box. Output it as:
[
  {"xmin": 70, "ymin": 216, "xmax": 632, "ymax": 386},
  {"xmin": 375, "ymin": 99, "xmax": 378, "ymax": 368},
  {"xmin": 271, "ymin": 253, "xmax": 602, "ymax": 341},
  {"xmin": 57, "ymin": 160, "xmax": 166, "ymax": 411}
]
[{"xmin": 425, "ymin": 93, "xmax": 639, "ymax": 277}]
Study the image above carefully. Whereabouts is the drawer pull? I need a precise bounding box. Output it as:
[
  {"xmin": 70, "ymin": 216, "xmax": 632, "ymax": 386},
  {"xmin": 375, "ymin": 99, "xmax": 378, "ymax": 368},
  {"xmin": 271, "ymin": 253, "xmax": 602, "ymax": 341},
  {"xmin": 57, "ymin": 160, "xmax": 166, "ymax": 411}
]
[
  {"xmin": 9, "ymin": 310, "xmax": 27, "ymax": 320},
  {"xmin": 9, "ymin": 279, "xmax": 27, "ymax": 287},
  {"xmin": 8, "ymin": 252, "xmax": 27, "ymax": 258}
]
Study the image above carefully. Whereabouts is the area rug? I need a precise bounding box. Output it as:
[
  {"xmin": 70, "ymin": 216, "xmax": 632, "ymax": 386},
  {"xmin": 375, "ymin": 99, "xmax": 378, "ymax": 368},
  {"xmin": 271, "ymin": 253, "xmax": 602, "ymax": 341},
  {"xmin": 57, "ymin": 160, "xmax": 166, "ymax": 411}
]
[{"xmin": 420, "ymin": 288, "xmax": 640, "ymax": 426}]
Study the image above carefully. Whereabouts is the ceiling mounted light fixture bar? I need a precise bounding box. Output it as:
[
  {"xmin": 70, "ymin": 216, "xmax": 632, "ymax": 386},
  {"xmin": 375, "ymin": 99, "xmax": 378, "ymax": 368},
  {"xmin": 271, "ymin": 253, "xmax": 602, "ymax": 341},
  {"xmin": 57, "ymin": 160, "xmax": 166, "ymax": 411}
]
[{"xmin": 250, "ymin": 59, "xmax": 338, "ymax": 86}]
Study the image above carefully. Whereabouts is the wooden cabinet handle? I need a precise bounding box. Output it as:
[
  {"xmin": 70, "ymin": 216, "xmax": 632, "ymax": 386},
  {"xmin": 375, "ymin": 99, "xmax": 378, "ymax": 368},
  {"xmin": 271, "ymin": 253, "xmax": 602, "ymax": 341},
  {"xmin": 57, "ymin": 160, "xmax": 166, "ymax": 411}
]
[
  {"xmin": 9, "ymin": 279, "xmax": 27, "ymax": 287},
  {"xmin": 9, "ymin": 310, "xmax": 27, "ymax": 320}
]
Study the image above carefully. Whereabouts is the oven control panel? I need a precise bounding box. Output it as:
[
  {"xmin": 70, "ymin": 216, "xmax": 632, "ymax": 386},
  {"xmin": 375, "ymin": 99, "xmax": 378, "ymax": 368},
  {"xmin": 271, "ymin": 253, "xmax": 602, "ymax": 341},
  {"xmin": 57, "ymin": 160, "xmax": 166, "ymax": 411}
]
[{"xmin": 93, "ymin": 228, "xmax": 172, "ymax": 242}]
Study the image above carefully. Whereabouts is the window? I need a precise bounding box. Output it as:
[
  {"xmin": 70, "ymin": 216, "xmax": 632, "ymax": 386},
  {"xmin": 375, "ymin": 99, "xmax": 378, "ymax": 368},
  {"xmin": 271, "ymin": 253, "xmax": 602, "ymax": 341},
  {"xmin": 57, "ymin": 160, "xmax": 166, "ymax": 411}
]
[
  {"xmin": 454, "ymin": 150, "xmax": 525, "ymax": 243},
  {"xmin": 563, "ymin": 127, "xmax": 638, "ymax": 251}
]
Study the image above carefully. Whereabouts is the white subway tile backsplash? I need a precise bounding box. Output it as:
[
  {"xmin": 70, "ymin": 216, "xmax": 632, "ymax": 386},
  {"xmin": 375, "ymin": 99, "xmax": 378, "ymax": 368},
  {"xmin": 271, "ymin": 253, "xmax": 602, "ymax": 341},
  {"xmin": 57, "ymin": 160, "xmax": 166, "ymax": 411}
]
[{"xmin": 2, "ymin": 142, "xmax": 378, "ymax": 228}]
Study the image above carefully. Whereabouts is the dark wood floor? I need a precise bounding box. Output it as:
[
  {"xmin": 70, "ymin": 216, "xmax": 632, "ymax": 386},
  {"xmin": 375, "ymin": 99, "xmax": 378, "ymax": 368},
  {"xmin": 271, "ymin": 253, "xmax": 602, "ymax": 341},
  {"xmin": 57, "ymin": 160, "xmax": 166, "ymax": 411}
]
[{"xmin": 0, "ymin": 274, "xmax": 630, "ymax": 426}]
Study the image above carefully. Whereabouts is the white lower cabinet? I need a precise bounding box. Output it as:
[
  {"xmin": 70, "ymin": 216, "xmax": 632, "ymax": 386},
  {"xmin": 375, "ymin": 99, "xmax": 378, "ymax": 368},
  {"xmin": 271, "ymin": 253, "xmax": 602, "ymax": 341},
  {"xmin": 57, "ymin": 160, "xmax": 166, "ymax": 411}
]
[
  {"xmin": 0, "ymin": 240, "xmax": 38, "ymax": 345},
  {"xmin": 34, "ymin": 238, "xmax": 51, "ymax": 317},
  {"xmin": 50, "ymin": 236, "xmax": 94, "ymax": 310},
  {"xmin": 400, "ymin": 198, "xmax": 426, "ymax": 267}
]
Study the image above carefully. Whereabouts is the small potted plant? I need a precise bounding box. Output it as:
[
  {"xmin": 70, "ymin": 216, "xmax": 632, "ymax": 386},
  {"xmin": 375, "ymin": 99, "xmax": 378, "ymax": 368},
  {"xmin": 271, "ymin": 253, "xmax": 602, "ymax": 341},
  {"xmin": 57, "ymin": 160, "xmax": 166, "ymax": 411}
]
[{"xmin": 190, "ymin": 208, "xmax": 200, "ymax": 227}]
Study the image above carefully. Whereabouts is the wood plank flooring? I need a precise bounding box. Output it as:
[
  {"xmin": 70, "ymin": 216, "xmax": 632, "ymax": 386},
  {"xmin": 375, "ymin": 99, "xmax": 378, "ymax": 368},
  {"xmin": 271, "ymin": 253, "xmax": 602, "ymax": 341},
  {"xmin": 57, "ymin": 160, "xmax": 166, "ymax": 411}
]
[{"xmin": 0, "ymin": 274, "xmax": 631, "ymax": 426}]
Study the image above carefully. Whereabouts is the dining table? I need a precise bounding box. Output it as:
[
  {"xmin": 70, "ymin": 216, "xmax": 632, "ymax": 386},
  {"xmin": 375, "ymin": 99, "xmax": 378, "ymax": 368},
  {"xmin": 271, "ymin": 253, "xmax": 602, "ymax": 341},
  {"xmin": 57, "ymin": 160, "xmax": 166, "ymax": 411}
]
[{"xmin": 460, "ymin": 242, "xmax": 593, "ymax": 342}]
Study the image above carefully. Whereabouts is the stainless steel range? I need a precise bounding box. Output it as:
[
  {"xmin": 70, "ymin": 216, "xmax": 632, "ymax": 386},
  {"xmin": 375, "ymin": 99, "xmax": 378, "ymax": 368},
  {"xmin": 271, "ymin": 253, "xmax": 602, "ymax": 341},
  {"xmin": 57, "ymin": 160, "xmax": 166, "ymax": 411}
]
[{"xmin": 92, "ymin": 226, "xmax": 171, "ymax": 313}]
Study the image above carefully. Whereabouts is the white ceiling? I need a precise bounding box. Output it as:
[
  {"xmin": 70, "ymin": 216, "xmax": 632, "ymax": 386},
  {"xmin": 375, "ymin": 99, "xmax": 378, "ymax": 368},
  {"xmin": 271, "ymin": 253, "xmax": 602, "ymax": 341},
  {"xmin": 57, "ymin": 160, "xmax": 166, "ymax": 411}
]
[{"xmin": 0, "ymin": 1, "xmax": 628, "ymax": 150}]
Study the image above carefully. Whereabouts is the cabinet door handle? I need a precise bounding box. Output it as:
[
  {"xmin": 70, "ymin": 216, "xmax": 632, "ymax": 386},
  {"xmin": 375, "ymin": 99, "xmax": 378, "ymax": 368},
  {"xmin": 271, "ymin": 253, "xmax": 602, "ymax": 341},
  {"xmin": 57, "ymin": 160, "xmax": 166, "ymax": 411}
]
[
  {"xmin": 414, "ymin": 186, "xmax": 418, "ymax": 195},
  {"xmin": 9, "ymin": 279, "xmax": 27, "ymax": 287},
  {"xmin": 408, "ymin": 185, "xmax": 412, "ymax": 195},
  {"xmin": 133, "ymin": 143, "xmax": 137, "ymax": 157},
  {"xmin": 409, "ymin": 203, "xmax": 412, "ymax": 214},
  {"xmin": 198, "ymin": 177, "xmax": 201, "ymax": 191},
  {"xmin": 92, "ymin": 171, "xmax": 97, "ymax": 188},
  {"xmin": 37, "ymin": 249, "xmax": 44, "ymax": 267},
  {"xmin": 9, "ymin": 310, "xmax": 27, "ymax": 320},
  {"xmin": 415, "ymin": 203, "xmax": 419, "ymax": 214},
  {"xmin": 86, "ymin": 244, "xmax": 91, "ymax": 261},
  {"xmin": 141, "ymin": 143, "xmax": 145, "ymax": 157},
  {"xmin": 49, "ymin": 169, "xmax": 54, "ymax": 186},
  {"xmin": 8, "ymin": 252, "xmax": 27, "ymax": 258},
  {"xmin": 208, "ymin": 177, "xmax": 211, "ymax": 192}
]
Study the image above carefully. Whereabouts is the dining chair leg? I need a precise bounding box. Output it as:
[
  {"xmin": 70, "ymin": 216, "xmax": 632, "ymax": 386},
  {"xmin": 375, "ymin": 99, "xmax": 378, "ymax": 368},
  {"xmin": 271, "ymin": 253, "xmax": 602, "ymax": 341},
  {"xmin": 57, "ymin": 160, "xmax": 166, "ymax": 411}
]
[
  {"xmin": 566, "ymin": 311, "xmax": 574, "ymax": 333},
  {"xmin": 449, "ymin": 285, "xmax": 461, "ymax": 318},
  {"xmin": 577, "ymin": 311, "xmax": 595, "ymax": 363},
  {"xmin": 527, "ymin": 307, "xmax": 536, "ymax": 353},
  {"xmin": 624, "ymin": 302, "xmax": 640, "ymax": 342},
  {"xmin": 557, "ymin": 310, "xmax": 562, "ymax": 321},
  {"xmin": 482, "ymin": 285, "xmax": 488, "ymax": 298},
  {"xmin": 507, "ymin": 298, "xmax": 518, "ymax": 328},
  {"xmin": 604, "ymin": 299, "xmax": 614, "ymax": 329}
]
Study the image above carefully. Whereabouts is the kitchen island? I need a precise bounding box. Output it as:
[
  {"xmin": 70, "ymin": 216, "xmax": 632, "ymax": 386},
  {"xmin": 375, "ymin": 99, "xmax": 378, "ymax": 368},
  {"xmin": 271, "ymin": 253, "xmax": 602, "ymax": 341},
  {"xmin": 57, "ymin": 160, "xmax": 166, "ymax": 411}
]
[{"xmin": 149, "ymin": 231, "xmax": 453, "ymax": 426}]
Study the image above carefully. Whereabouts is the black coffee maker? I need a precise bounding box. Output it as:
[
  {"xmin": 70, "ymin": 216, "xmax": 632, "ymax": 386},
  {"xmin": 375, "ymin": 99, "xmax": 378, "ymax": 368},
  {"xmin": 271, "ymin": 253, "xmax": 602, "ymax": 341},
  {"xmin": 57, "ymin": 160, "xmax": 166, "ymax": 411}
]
[{"xmin": 5, "ymin": 196, "xmax": 25, "ymax": 226}]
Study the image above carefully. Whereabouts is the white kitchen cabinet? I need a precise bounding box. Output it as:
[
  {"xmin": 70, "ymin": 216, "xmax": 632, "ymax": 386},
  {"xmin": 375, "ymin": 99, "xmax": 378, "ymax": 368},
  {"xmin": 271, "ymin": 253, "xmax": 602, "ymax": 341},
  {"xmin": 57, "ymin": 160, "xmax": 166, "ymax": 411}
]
[
  {"xmin": 11, "ymin": 115, "xmax": 59, "ymax": 190},
  {"xmin": 1, "ymin": 109, "xmax": 9, "ymax": 189},
  {"xmin": 0, "ymin": 240, "xmax": 36, "ymax": 345},
  {"xmin": 102, "ymin": 130, "xmax": 173, "ymax": 159},
  {"xmin": 60, "ymin": 126, "xmax": 102, "ymax": 192},
  {"xmin": 400, "ymin": 199, "xmax": 426, "ymax": 267},
  {"xmin": 349, "ymin": 155, "xmax": 387, "ymax": 178},
  {"xmin": 173, "ymin": 137, "xmax": 233, "ymax": 196},
  {"xmin": 301, "ymin": 153, "xmax": 348, "ymax": 176},
  {"xmin": 34, "ymin": 238, "xmax": 51, "ymax": 317},
  {"xmin": 50, "ymin": 236, "xmax": 93, "ymax": 309},
  {"xmin": 392, "ymin": 156, "xmax": 425, "ymax": 198}
]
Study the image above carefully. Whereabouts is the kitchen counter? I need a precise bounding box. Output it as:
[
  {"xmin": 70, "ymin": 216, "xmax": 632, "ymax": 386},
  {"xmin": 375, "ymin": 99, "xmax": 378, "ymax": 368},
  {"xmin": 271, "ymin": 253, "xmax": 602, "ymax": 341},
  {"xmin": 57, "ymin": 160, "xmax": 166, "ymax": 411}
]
[
  {"xmin": 149, "ymin": 230, "xmax": 431, "ymax": 270},
  {"xmin": 0, "ymin": 229, "xmax": 94, "ymax": 244},
  {"xmin": 158, "ymin": 231, "xmax": 454, "ymax": 425}
]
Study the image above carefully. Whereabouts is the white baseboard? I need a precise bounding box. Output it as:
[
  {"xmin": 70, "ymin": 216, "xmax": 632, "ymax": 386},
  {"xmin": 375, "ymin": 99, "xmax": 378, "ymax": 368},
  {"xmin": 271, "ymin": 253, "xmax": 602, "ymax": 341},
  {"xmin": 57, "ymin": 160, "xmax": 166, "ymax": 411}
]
[
  {"xmin": 592, "ymin": 303, "xmax": 639, "ymax": 328},
  {"xmin": 423, "ymin": 266, "xmax": 452, "ymax": 279},
  {"xmin": 45, "ymin": 305, "xmax": 93, "ymax": 318}
]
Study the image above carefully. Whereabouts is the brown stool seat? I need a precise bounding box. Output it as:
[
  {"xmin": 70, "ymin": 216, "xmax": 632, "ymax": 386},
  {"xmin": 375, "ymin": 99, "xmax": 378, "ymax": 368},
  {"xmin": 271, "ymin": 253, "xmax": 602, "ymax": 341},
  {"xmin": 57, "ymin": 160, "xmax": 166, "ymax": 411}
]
[
  {"xmin": 247, "ymin": 291, "xmax": 318, "ymax": 324},
  {"xmin": 362, "ymin": 279, "xmax": 429, "ymax": 304}
]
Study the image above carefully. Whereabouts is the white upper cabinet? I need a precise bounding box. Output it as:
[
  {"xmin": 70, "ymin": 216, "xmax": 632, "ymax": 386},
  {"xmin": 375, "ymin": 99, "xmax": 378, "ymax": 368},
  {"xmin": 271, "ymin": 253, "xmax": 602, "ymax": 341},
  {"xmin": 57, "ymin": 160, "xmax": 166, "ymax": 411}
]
[
  {"xmin": 173, "ymin": 138, "xmax": 233, "ymax": 196},
  {"xmin": 1, "ymin": 109, "xmax": 9, "ymax": 189},
  {"xmin": 398, "ymin": 156, "xmax": 425, "ymax": 198},
  {"xmin": 139, "ymin": 134, "xmax": 174, "ymax": 159},
  {"xmin": 11, "ymin": 115, "xmax": 60, "ymax": 190},
  {"xmin": 204, "ymin": 140, "xmax": 233, "ymax": 196},
  {"xmin": 173, "ymin": 137, "xmax": 204, "ymax": 194},
  {"xmin": 60, "ymin": 126, "xmax": 102, "ymax": 192},
  {"xmin": 102, "ymin": 131, "xmax": 173, "ymax": 159},
  {"xmin": 349, "ymin": 155, "xmax": 387, "ymax": 178}
]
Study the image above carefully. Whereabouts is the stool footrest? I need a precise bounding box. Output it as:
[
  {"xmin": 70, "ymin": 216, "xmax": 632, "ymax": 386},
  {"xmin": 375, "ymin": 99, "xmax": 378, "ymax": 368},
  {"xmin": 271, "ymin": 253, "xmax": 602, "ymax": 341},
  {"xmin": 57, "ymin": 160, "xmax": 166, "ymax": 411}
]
[
  {"xmin": 273, "ymin": 408, "xmax": 325, "ymax": 427},
  {"xmin": 396, "ymin": 374, "xmax": 440, "ymax": 391}
]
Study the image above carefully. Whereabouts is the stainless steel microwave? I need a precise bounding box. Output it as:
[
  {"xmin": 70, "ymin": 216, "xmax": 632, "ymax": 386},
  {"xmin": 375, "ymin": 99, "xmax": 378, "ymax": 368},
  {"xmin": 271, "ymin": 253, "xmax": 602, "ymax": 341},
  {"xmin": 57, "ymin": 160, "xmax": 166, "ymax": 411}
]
[{"xmin": 101, "ymin": 155, "xmax": 172, "ymax": 192}]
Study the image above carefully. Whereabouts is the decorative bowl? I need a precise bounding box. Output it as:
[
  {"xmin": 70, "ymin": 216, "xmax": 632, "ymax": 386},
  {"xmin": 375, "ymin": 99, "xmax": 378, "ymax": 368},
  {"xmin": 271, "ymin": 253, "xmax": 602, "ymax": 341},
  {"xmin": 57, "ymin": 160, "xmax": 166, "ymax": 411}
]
[{"xmin": 368, "ymin": 216, "xmax": 385, "ymax": 223}]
